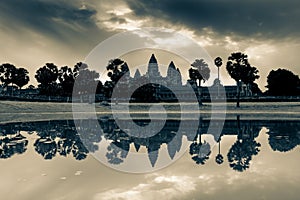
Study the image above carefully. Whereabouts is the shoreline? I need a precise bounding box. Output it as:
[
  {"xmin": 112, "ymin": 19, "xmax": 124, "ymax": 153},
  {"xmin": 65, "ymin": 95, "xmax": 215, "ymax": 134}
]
[
  {"xmin": 1, "ymin": 95, "xmax": 300, "ymax": 103},
  {"xmin": 0, "ymin": 100, "xmax": 299, "ymax": 124}
]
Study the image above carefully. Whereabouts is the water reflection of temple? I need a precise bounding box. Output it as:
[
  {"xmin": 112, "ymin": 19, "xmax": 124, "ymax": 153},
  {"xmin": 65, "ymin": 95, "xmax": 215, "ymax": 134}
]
[{"xmin": 1, "ymin": 119, "xmax": 300, "ymax": 172}]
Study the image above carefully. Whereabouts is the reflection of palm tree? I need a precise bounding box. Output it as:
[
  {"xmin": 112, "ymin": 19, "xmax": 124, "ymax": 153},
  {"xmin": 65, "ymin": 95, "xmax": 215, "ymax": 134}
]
[
  {"xmin": 189, "ymin": 133, "xmax": 211, "ymax": 165},
  {"xmin": 215, "ymin": 138, "xmax": 224, "ymax": 165}
]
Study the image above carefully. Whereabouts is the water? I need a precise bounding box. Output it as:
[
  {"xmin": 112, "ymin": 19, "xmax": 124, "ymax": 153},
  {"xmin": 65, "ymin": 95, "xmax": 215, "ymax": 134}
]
[{"xmin": 1, "ymin": 117, "xmax": 300, "ymax": 200}]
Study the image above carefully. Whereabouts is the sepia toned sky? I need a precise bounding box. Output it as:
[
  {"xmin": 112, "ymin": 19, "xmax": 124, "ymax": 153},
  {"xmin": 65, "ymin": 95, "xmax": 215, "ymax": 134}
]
[{"xmin": 0, "ymin": 0, "xmax": 299, "ymax": 90}]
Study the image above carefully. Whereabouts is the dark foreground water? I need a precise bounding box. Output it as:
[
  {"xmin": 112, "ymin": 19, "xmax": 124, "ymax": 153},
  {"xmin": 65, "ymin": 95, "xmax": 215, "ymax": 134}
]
[{"xmin": 1, "ymin": 117, "xmax": 300, "ymax": 200}]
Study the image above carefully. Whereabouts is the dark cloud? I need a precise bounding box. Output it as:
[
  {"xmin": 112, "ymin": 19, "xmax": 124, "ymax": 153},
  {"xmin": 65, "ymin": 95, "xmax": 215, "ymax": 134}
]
[
  {"xmin": 125, "ymin": 0, "xmax": 300, "ymax": 38},
  {"xmin": 0, "ymin": 0, "xmax": 110, "ymax": 44}
]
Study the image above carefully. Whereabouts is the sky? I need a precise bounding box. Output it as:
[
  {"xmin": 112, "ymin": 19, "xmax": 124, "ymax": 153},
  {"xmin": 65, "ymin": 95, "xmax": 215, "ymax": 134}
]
[{"xmin": 0, "ymin": 0, "xmax": 299, "ymax": 90}]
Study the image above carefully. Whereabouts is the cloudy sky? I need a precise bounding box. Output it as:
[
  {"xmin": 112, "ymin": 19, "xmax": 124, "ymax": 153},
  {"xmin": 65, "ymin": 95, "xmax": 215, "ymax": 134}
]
[{"xmin": 0, "ymin": 0, "xmax": 299, "ymax": 90}]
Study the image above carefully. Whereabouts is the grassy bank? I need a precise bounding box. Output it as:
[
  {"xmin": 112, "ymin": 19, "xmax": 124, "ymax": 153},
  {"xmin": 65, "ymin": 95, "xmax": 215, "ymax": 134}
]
[{"xmin": 0, "ymin": 101, "xmax": 299, "ymax": 124}]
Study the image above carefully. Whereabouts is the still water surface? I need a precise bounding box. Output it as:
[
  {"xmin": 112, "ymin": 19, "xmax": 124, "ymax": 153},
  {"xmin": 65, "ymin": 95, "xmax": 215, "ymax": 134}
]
[{"xmin": 0, "ymin": 117, "xmax": 299, "ymax": 200}]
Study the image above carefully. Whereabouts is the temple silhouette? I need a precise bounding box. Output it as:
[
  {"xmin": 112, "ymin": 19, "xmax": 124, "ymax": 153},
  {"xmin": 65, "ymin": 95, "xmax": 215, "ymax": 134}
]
[{"xmin": 128, "ymin": 54, "xmax": 256, "ymax": 102}]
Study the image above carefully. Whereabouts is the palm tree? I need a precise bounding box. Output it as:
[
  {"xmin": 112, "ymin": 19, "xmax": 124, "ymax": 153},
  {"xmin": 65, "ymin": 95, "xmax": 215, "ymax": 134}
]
[
  {"xmin": 214, "ymin": 57, "xmax": 223, "ymax": 97},
  {"xmin": 226, "ymin": 52, "xmax": 259, "ymax": 107},
  {"xmin": 189, "ymin": 59, "xmax": 210, "ymax": 105}
]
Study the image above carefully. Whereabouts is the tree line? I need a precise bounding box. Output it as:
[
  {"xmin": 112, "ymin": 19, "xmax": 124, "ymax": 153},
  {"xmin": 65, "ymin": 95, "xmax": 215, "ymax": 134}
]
[{"xmin": 0, "ymin": 52, "xmax": 299, "ymax": 105}]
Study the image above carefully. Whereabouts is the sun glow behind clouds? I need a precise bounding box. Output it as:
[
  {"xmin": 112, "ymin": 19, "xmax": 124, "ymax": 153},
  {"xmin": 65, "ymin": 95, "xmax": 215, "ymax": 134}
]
[
  {"xmin": 107, "ymin": 7, "xmax": 132, "ymax": 16},
  {"xmin": 99, "ymin": 5, "xmax": 146, "ymax": 31},
  {"xmin": 102, "ymin": 18, "xmax": 144, "ymax": 31},
  {"xmin": 245, "ymin": 44, "xmax": 276, "ymax": 60}
]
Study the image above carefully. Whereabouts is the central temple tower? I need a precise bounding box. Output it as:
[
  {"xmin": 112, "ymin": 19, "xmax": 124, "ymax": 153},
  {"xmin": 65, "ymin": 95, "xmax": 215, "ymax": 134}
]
[{"xmin": 146, "ymin": 54, "xmax": 161, "ymax": 80}]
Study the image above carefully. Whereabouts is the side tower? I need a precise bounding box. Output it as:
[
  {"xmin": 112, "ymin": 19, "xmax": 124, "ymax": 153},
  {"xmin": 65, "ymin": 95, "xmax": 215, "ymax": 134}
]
[{"xmin": 166, "ymin": 61, "xmax": 182, "ymax": 86}]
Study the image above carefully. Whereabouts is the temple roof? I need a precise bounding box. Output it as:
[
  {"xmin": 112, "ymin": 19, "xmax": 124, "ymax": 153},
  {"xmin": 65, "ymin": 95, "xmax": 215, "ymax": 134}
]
[
  {"xmin": 168, "ymin": 61, "xmax": 176, "ymax": 69},
  {"xmin": 134, "ymin": 69, "xmax": 141, "ymax": 79},
  {"xmin": 149, "ymin": 54, "xmax": 157, "ymax": 63}
]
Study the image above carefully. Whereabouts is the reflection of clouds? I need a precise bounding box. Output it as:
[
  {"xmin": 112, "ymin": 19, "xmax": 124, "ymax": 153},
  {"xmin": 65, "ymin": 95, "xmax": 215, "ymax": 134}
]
[
  {"xmin": 96, "ymin": 171, "xmax": 278, "ymax": 200},
  {"xmin": 94, "ymin": 175, "xmax": 196, "ymax": 200},
  {"xmin": 92, "ymin": 128, "xmax": 299, "ymax": 199}
]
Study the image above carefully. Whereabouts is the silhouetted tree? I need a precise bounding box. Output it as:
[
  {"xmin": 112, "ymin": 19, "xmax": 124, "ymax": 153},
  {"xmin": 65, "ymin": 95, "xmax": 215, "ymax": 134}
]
[
  {"xmin": 13, "ymin": 68, "xmax": 30, "ymax": 91},
  {"xmin": 35, "ymin": 63, "xmax": 59, "ymax": 95},
  {"xmin": 226, "ymin": 52, "xmax": 259, "ymax": 107},
  {"xmin": 266, "ymin": 68, "xmax": 300, "ymax": 96},
  {"xmin": 72, "ymin": 62, "xmax": 100, "ymax": 102},
  {"xmin": 96, "ymin": 80, "xmax": 103, "ymax": 94},
  {"xmin": 249, "ymin": 82, "xmax": 262, "ymax": 96},
  {"xmin": 189, "ymin": 59, "xmax": 210, "ymax": 105},
  {"xmin": 105, "ymin": 58, "xmax": 130, "ymax": 100},
  {"xmin": 58, "ymin": 62, "xmax": 99, "ymax": 97},
  {"xmin": 106, "ymin": 58, "xmax": 130, "ymax": 84},
  {"xmin": 58, "ymin": 66, "xmax": 75, "ymax": 96},
  {"xmin": 0, "ymin": 63, "xmax": 17, "ymax": 95}
]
